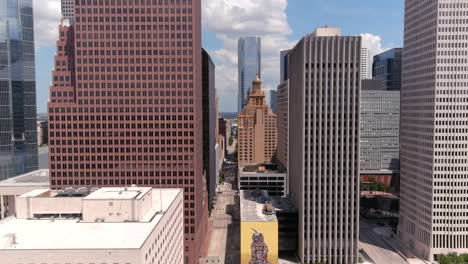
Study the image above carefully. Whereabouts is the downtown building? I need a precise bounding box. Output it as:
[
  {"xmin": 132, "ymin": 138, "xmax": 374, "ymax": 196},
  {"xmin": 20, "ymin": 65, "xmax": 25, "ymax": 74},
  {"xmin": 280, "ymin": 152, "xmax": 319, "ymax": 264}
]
[
  {"xmin": 238, "ymin": 36, "xmax": 261, "ymax": 113},
  {"xmin": 47, "ymin": 1, "xmax": 207, "ymax": 263},
  {"xmin": 360, "ymin": 47, "xmax": 372, "ymax": 79},
  {"xmin": 360, "ymin": 80, "xmax": 400, "ymax": 186},
  {"xmin": 398, "ymin": 0, "xmax": 468, "ymax": 261},
  {"xmin": 373, "ymin": 48, "xmax": 402, "ymax": 91},
  {"xmin": 237, "ymin": 76, "xmax": 277, "ymax": 166},
  {"xmin": 360, "ymin": 48, "xmax": 402, "ymax": 186},
  {"xmin": 0, "ymin": 187, "xmax": 184, "ymax": 264},
  {"xmin": 287, "ymin": 26, "xmax": 360, "ymax": 264},
  {"xmin": 0, "ymin": 0, "xmax": 38, "ymax": 180},
  {"xmin": 202, "ymin": 49, "xmax": 217, "ymax": 211}
]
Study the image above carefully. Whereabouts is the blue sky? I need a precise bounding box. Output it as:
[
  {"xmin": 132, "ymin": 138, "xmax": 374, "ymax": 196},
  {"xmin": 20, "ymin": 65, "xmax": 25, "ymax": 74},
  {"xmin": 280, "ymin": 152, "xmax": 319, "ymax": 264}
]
[{"xmin": 35, "ymin": 0, "xmax": 403, "ymax": 114}]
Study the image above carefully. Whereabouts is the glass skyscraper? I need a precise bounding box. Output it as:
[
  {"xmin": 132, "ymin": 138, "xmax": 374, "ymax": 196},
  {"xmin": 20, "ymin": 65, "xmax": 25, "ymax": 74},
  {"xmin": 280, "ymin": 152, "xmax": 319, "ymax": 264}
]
[
  {"xmin": 0, "ymin": 0, "xmax": 38, "ymax": 180},
  {"xmin": 373, "ymin": 48, "xmax": 402, "ymax": 91},
  {"xmin": 238, "ymin": 36, "xmax": 261, "ymax": 113}
]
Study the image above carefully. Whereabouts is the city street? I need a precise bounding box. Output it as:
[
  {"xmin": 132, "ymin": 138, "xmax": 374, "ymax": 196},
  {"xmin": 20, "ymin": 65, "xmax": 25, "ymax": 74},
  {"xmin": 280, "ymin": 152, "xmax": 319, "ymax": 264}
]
[{"xmin": 204, "ymin": 150, "xmax": 240, "ymax": 264}]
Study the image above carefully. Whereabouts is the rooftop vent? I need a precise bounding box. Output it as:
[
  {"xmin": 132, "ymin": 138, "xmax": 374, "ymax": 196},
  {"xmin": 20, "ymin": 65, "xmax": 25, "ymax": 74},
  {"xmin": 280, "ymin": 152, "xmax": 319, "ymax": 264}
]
[{"xmin": 262, "ymin": 201, "xmax": 274, "ymax": 215}]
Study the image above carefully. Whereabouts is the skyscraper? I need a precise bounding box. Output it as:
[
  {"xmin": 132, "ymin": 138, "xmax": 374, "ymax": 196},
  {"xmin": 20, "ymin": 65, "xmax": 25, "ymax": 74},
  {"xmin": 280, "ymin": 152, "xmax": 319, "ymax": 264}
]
[
  {"xmin": 238, "ymin": 36, "xmax": 261, "ymax": 113},
  {"xmin": 202, "ymin": 49, "xmax": 216, "ymax": 212},
  {"xmin": 360, "ymin": 47, "xmax": 372, "ymax": 79},
  {"xmin": 238, "ymin": 76, "xmax": 276, "ymax": 166},
  {"xmin": 373, "ymin": 48, "xmax": 402, "ymax": 91},
  {"xmin": 288, "ymin": 26, "xmax": 360, "ymax": 264},
  {"xmin": 280, "ymin": 49, "xmax": 291, "ymax": 83},
  {"xmin": 398, "ymin": 0, "xmax": 468, "ymax": 261},
  {"xmin": 0, "ymin": 0, "xmax": 38, "ymax": 180},
  {"xmin": 47, "ymin": 1, "xmax": 206, "ymax": 263},
  {"xmin": 277, "ymin": 50, "xmax": 290, "ymax": 171}
]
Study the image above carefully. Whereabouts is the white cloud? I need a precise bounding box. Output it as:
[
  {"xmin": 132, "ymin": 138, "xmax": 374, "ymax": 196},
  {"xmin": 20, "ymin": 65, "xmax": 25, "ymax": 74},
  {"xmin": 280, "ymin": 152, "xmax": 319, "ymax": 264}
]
[
  {"xmin": 203, "ymin": 0, "xmax": 295, "ymax": 112},
  {"xmin": 34, "ymin": 0, "xmax": 61, "ymax": 48},
  {"xmin": 360, "ymin": 33, "xmax": 388, "ymax": 57}
]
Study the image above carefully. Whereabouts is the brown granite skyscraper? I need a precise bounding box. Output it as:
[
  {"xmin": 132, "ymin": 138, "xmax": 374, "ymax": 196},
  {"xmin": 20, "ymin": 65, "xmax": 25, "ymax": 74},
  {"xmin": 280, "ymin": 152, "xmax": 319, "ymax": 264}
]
[
  {"xmin": 48, "ymin": 1, "xmax": 206, "ymax": 263},
  {"xmin": 238, "ymin": 76, "xmax": 277, "ymax": 166}
]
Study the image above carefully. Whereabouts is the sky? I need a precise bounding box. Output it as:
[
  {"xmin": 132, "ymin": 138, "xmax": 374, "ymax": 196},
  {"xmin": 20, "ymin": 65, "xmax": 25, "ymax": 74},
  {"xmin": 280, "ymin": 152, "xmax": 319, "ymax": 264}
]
[{"xmin": 34, "ymin": 0, "xmax": 404, "ymax": 114}]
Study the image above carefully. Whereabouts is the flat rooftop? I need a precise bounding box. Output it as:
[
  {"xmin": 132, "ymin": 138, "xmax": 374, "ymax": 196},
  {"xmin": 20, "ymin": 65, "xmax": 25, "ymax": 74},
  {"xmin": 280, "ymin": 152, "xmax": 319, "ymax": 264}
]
[
  {"xmin": 0, "ymin": 170, "xmax": 50, "ymax": 196},
  {"xmin": 0, "ymin": 188, "xmax": 181, "ymax": 250},
  {"xmin": 84, "ymin": 187, "xmax": 152, "ymax": 200},
  {"xmin": 240, "ymin": 164, "xmax": 285, "ymax": 174},
  {"xmin": 271, "ymin": 197, "xmax": 297, "ymax": 214},
  {"xmin": 240, "ymin": 190, "xmax": 277, "ymax": 222},
  {"xmin": 0, "ymin": 170, "xmax": 49, "ymax": 186}
]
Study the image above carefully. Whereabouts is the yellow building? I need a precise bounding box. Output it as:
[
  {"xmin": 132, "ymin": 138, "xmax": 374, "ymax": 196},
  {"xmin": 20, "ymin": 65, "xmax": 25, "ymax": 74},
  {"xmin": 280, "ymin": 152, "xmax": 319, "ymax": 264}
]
[
  {"xmin": 240, "ymin": 190, "xmax": 278, "ymax": 264},
  {"xmin": 238, "ymin": 76, "xmax": 277, "ymax": 166}
]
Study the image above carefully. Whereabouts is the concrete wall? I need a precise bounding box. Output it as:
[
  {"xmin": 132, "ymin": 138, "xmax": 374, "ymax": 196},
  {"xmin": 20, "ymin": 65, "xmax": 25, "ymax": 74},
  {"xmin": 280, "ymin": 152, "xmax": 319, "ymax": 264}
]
[{"xmin": 16, "ymin": 196, "xmax": 82, "ymax": 219}]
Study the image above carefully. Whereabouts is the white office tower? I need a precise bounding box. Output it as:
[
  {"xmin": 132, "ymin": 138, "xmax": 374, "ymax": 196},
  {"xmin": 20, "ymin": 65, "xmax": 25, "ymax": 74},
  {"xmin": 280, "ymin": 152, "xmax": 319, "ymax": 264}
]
[
  {"xmin": 61, "ymin": 0, "xmax": 74, "ymax": 24},
  {"xmin": 360, "ymin": 47, "xmax": 372, "ymax": 79},
  {"xmin": 398, "ymin": 0, "xmax": 468, "ymax": 261},
  {"xmin": 0, "ymin": 187, "xmax": 184, "ymax": 264},
  {"xmin": 288, "ymin": 26, "xmax": 360, "ymax": 264}
]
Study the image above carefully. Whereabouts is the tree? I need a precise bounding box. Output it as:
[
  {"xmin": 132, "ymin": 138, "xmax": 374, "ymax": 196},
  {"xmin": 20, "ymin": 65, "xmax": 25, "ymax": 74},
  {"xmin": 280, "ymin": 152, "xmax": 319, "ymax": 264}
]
[{"xmin": 437, "ymin": 253, "xmax": 468, "ymax": 264}]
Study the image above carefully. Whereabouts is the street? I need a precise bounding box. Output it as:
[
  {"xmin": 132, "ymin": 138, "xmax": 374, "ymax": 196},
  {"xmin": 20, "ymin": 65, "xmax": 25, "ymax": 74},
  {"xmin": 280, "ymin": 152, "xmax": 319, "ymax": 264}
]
[{"xmin": 203, "ymin": 143, "xmax": 240, "ymax": 264}]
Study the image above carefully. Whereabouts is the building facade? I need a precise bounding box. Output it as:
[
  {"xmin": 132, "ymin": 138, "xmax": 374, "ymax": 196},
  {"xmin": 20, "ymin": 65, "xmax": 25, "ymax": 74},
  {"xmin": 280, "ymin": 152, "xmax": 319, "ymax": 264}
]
[
  {"xmin": 360, "ymin": 80, "xmax": 400, "ymax": 172},
  {"xmin": 202, "ymin": 49, "xmax": 216, "ymax": 211},
  {"xmin": 238, "ymin": 76, "xmax": 277, "ymax": 166},
  {"xmin": 398, "ymin": 0, "xmax": 468, "ymax": 261},
  {"xmin": 238, "ymin": 36, "xmax": 261, "ymax": 113},
  {"xmin": 240, "ymin": 190, "xmax": 279, "ymax": 264},
  {"xmin": 280, "ymin": 50, "xmax": 290, "ymax": 83},
  {"xmin": 238, "ymin": 164, "xmax": 286, "ymax": 197},
  {"xmin": 276, "ymin": 80, "xmax": 289, "ymax": 171},
  {"xmin": 269, "ymin": 90, "xmax": 277, "ymax": 113},
  {"xmin": 288, "ymin": 27, "xmax": 360, "ymax": 264},
  {"xmin": 0, "ymin": 187, "xmax": 184, "ymax": 264},
  {"xmin": 47, "ymin": 1, "xmax": 207, "ymax": 263},
  {"xmin": 360, "ymin": 47, "xmax": 372, "ymax": 79},
  {"xmin": 373, "ymin": 48, "xmax": 402, "ymax": 91},
  {"xmin": 37, "ymin": 121, "xmax": 48, "ymax": 146},
  {"xmin": 0, "ymin": 0, "xmax": 38, "ymax": 180},
  {"xmin": 61, "ymin": 0, "xmax": 74, "ymax": 24}
]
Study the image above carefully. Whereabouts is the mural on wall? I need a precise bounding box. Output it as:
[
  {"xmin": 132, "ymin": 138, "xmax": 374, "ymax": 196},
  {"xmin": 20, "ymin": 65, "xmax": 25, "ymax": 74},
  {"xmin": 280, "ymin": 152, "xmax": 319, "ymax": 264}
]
[{"xmin": 249, "ymin": 229, "xmax": 270, "ymax": 264}]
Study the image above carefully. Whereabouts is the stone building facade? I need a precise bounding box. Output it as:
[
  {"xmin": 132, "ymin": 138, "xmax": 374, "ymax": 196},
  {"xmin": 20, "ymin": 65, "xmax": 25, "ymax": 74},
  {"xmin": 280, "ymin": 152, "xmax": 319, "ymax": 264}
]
[{"xmin": 238, "ymin": 76, "xmax": 277, "ymax": 166}]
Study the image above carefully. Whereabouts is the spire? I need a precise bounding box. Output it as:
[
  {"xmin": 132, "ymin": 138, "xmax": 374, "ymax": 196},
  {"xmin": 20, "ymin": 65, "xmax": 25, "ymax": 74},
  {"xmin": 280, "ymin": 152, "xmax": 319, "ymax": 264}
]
[{"xmin": 252, "ymin": 75, "xmax": 261, "ymax": 91}]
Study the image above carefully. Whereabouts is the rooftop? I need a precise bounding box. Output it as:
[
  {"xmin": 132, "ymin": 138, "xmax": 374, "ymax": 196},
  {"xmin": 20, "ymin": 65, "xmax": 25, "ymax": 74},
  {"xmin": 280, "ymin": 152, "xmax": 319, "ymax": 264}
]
[
  {"xmin": 241, "ymin": 164, "xmax": 285, "ymax": 174},
  {"xmin": 240, "ymin": 190, "xmax": 277, "ymax": 222},
  {"xmin": 0, "ymin": 170, "xmax": 49, "ymax": 186},
  {"xmin": 311, "ymin": 26, "xmax": 342, "ymax": 37},
  {"xmin": 0, "ymin": 170, "xmax": 50, "ymax": 196},
  {"xmin": 0, "ymin": 188, "xmax": 181, "ymax": 250},
  {"xmin": 84, "ymin": 186, "xmax": 152, "ymax": 200},
  {"xmin": 271, "ymin": 197, "xmax": 297, "ymax": 214}
]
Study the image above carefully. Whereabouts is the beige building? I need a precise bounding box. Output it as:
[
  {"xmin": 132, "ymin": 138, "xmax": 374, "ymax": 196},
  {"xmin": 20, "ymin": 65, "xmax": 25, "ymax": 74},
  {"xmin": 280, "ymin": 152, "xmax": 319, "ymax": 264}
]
[
  {"xmin": 288, "ymin": 26, "xmax": 360, "ymax": 264},
  {"xmin": 0, "ymin": 169, "xmax": 50, "ymax": 220},
  {"xmin": 0, "ymin": 187, "xmax": 184, "ymax": 264},
  {"xmin": 238, "ymin": 76, "xmax": 277, "ymax": 166},
  {"xmin": 398, "ymin": 0, "xmax": 468, "ymax": 261}
]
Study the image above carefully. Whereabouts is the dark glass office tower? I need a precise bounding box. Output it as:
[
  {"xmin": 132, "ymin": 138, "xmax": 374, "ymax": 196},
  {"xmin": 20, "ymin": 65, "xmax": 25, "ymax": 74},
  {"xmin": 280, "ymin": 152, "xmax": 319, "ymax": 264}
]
[
  {"xmin": 238, "ymin": 36, "xmax": 261, "ymax": 113},
  {"xmin": 0, "ymin": 0, "xmax": 38, "ymax": 180},
  {"xmin": 373, "ymin": 48, "xmax": 402, "ymax": 91}
]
